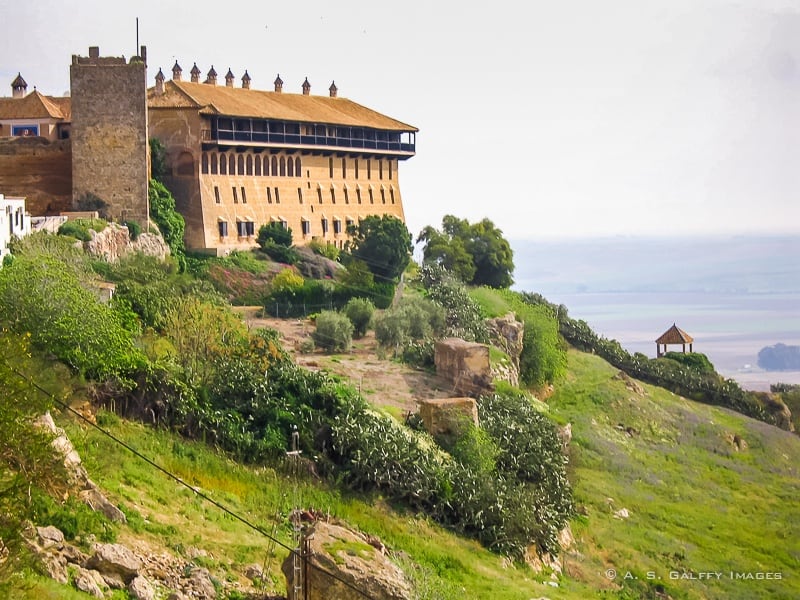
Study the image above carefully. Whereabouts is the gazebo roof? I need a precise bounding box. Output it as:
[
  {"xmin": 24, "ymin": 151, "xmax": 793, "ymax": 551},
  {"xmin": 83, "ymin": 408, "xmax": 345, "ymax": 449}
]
[{"xmin": 656, "ymin": 324, "xmax": 693, "ymax": 344}]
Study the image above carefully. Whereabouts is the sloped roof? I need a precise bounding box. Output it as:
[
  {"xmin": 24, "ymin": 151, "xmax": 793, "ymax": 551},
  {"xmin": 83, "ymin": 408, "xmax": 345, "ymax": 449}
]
[
  {"xmin": 147, "ymin": 80, "xmax": 417, "ymax": 132},
  {"xmin": 0, "ymin": 90, "xmax": 71, "ymax": 121},
  {"xmin": 656, "ymin": 324, "xmax": 694, "ymax": 344}
]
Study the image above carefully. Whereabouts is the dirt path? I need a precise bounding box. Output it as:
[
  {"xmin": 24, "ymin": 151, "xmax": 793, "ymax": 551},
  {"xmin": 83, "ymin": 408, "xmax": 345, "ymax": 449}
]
[{"xmin": 236, "ymin": 309, "xmax": 455, "ymax": 415}]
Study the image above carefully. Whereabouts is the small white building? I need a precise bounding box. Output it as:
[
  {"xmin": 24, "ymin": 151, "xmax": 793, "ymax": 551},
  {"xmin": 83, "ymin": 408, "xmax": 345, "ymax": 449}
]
[{"xmin": 0, "ymin": 194, "xmax": 32, "ymax": 262}]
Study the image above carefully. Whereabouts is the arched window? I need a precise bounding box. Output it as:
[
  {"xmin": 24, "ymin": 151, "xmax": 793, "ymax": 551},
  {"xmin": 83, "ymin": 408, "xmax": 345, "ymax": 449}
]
[
  {"xmin": 279, "ymin": 156, "xmax": 286, "ymax": 176},
  {"xmin": 201, "ymin": 152, "xmax": 209, "ymax": 174},
  {"xmin": 237, "ymin": 154, "xmax": 245, "ymax": 175},
  {"xmin": 254, "ymin": 155, "xmax": 262, "ymax": 176},
  {"xmin": 229, "ymin": 154, "xmax": 236, "ymax": 175},
  {"xmin": 210, "ymin": 152, "xmax": 218, "ymax": 175},
  {"xmin": 219, "ymin": 153, "xmax": 227, "ymax": 175},
  {"xmin": 295, "ymin": 157, "xmax": 301, "ymax": 177},
  {"xmin": 287, "ymin": 156, "xmax": 294, "ymax": 177},
  {"xmin": 263, "ymin": 156, "xmax": 270, "ymax": 176},
  {"xmin": 271, "ymin": 156, "xmax": 278, "ymax": 176},
  {"xmin": 246, "ymin": 155, "xmax": 253, "ymax": 176}
]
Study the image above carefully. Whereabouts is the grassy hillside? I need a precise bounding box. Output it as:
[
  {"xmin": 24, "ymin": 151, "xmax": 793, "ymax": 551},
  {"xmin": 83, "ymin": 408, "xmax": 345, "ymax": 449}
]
[
  {"xmin": 549, "ymin": 349, "xmax": 800, "ymax": 599},
  {"xmin": 7, "ymin": 346, "xmax": 798, "ymax": 599}
]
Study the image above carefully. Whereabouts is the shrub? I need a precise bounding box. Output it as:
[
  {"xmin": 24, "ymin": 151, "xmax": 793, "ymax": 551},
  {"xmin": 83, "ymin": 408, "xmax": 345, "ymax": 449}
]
[
  {"xmin": 271, "ymin": 267, "xmax": 304, "ymax": 294},
  {"xmin": 662, "ymin": 351, "xmax": 715, "ymax": 373},
  {"xmin": 312, "ymin": 310, "xmax": 353, "ymax": 353},
  {"xmin": 149, "ymin": 179, "xmax": 186, "ymax": 270},
  {"xmin": 420, "ymin": 264, "xmax": 488, "ymax": 343},
  {"xmin": 124, "ymin": 220, "xmax": 142, "ymax": 240},
  {"xmin": 308, "ymin": 238, "xmax": 340, "ymax": 261},
  {"xmin": 374, "ymin": 310, "xmax": 408, "ymax": 355},
  {"xmin": 57, "ymin": 218, "xmax": 108, "ymax": 242},
  {"xmin": 257, "ymin": 221, "xmax": 293, "ymax": 249},
  {"xmin": 343, "ymin": 298, "xmax": 374, "ymax": 338}
]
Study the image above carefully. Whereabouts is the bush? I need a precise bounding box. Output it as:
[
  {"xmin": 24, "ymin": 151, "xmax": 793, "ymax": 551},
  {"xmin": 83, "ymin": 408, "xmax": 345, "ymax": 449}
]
[
  {"xmin": 308, "ymin": 238, "xmax": 340, "ymax": 261},
  {"xmin": 57, "ymin": 218, "xmax": 108, "ymax": 242},
  {"xmin": 149, "ymin": 179, "xmax": 186, "ymax": 270},
  {"xmin": 312, "ymin": 310, "xmax": 353, "ymax": 352},
  {"xmin": 257, "ymin": 221, "xmax": 293, "ymax": 249},
  {"xmin": 662, "ymin": 351, "xmax": 715, "ymax": 373},
  {"xmin": 343, "ymin": 298, "xmax": 374, "ymax": 338},
  {"xmin": 124, "ymin": 220, "xmax": 142, "ymax": 240}
]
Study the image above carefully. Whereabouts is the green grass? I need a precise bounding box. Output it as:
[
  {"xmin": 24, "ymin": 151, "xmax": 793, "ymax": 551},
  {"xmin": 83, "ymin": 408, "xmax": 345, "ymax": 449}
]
[
  {"xmin": 468, "ymin": 286, "xmax": 514, "ymax": 318},
  {"xmin": 548, "ymin": 349, "xmax": 800, "ymax": 599}
]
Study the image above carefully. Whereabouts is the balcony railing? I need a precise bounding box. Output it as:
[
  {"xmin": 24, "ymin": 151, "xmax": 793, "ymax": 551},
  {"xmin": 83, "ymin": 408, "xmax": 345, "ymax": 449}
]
[{"xmin": 200, "ymin": 127, "xmax": 415, "ymax": 155}]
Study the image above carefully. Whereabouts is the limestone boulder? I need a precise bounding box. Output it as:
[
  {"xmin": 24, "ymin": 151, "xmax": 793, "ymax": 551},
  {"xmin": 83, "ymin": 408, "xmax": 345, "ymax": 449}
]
[
  {"xmin": 434, "ymin": 337, "xmax": 494, "ymax": 397},
  {"xmin": 282, "ymin": 521, "xmax": 413, "ymax": 600},
  {"xmin": 86, "ymin": 543, "xmax": 142, "ymax": 584},
  {"xmin": 418, "ymin": 397, "xmax": 479, "ymax": 437}
]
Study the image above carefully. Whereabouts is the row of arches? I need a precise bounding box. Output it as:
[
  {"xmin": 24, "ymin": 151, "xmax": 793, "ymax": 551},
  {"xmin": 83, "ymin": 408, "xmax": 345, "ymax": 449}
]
[{"xmin": 201, "ymin": 152, "xmax": 303, "ymax": 177}]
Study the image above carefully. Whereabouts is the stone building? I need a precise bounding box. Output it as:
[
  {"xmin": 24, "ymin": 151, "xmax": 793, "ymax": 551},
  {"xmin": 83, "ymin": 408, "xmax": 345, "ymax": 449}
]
[
  {"xmin": 148, "ymin": 65, "xmax": 417, "ymax": 254},
  {"xmin": 70, "ymin": 46, "xmax": 150, "ymax": 228}
]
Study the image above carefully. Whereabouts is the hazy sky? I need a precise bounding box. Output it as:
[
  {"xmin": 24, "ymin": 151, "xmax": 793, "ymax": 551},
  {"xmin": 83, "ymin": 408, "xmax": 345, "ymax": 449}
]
[{"xmin": 1, "ymin": 0, "xmax": 798, "ymax": 240}]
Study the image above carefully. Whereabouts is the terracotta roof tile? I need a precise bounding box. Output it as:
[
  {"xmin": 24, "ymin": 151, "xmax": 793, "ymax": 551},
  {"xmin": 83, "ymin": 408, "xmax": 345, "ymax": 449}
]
[
  {"xmin": 0, "ymin": 90, "xmax": 70, "ymax": 121},
  {"xmin": 656, "ymin": 324, "xmax": 694, "ymax": 344},
  {"xmin": 147, "ymin": 80, "xmax": 417, "ymax": 131}
]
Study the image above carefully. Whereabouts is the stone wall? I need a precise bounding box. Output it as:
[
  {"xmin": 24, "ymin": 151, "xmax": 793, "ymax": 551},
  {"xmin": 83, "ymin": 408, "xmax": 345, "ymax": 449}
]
[
  {"xmin": 0, "ymin": 137, "xmax": 72, "ymax": 214},
  {"xmin": 434, "ymin": 338, "xmax": 494, "ymax": 398},
  {"xmin": 70, "ymin": 46, "xmax": 149, "ymax": 227}
]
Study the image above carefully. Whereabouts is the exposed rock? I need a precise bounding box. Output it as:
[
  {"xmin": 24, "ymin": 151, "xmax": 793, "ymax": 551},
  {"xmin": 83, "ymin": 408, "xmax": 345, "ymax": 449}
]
[
  {"xmin": 558, "ymin": 423, "xmax": 572, "ymax": 451},
  {"xmin": 434, "ymin": 337, "xmax": 494, "ymax": 397},
  {"xmin": 724, "ymin": 432, "xmax": 748, "ymax": 452},
  {"xmin": 73, "ymin": 567, "xmax": 106, "ymax": 598},
  {"xmin": 283, "ymin": 520, "xmax": 413, "ymax": 600},
  {"xmin": 185, "ymin": 566, "xmax": 217, "ymax": 599},
  {"xmin": 37, "ymin": 525, "xmax": 65, "ymax": 548},
  {"xmin": 84, "ymin": 222, "xmax": 170, "ymax": 263},
  {"xmin": 485, "ymin": 312, "xmax": 524, "ymax": 386},
  {"xmin": 129, "ymin": 575, "xmax": 157, "ymax": 600},
  {"xmin": 613, "ymin": 371, "xmax": 646, "ymax": 396},
  {"xmin": 418, "ymin": 397, "xmax": 479, "ymax": 437},
  {"xmin": 614, "ymin": 508, "xmax": 630, "ymax": 520},
  {"xmin": 524, "ymin": 524, "xmax": 574, "ymax": 576},
  {"xmin": 79, "ymin": 486, "xmax": 127, "ymax": 523},
  {"xmin": 244, "ymin": 563, "xmax": 264, "ymax": 581},
  {"xmin": 87, "ymin": 542, "xmax": 142, "ymax": 584}
]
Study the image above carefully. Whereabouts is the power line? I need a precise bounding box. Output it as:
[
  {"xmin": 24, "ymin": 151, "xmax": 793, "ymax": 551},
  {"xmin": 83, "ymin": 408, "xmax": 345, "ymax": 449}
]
[{"xmin": 4, "ymin": 362, "xmax": 376, "ymax": 600}]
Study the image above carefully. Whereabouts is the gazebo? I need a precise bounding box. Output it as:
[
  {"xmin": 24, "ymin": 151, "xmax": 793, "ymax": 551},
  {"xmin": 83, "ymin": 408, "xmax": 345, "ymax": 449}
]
[{"xmin": 656, "ymin": 324, "xmax": 694, "ymax": 357}]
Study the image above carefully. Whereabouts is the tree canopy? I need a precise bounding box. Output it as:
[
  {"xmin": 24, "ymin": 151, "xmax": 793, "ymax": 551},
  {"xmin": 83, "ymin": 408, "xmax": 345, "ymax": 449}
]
[
  {"xmin": 345, "ymin": 215, "xmax": 412, "ymax": 282},
  {"xmin": 417, "ymin": 215, "xmax": 514, "ymax": 288}
]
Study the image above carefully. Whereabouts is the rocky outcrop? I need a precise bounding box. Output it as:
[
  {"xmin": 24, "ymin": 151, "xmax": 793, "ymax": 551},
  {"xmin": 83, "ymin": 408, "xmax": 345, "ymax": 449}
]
[
  {"xmin": 524, "ymin": 524, "xmax": 575, "ymax": 578},
  {"xmin": 84, "ymin": 222, "xmax": 170, "ymax": 263},
  {"xmin": 485, "ymin": 312, "xmax": 524, "ymax": 386},
  {"xmin": 434, "ymin": 337, "xmax": 494, "ymax": 397},
  {"xmin": 418, "ymin": 397, "xmax": 479, "ymax": 437},
  {"xmin": 36, "ymin": 412, "xmax": 127, "ymax": 524},
  {"xmin": 282, "ymin": 520, "xmax": 413, "ymax": 600}
]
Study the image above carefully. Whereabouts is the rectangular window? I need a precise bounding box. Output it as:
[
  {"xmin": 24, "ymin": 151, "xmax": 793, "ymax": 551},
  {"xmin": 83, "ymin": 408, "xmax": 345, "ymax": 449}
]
[
  {"xmin": 367, "ymin": 159, "xmax": 371, "ymax": 180},
  {"xmin": 266, "ymin": 187, "xmax": 272, "ymax": 204},
  {"xmin": 274, "ymin": 187, "xmax": 280, "ymax": 203},
  {"xmin": 356, "ymin": 189, "xmax": 362, "ymax": 204},
  {"xmin": 218, "ymin": 221, "xmax": 228, "ymax": 237},
  {"xmin": 232, "ymin": 187, "xmax": 239, "ymax": 204},
  {"xmin": 390, "ymin": 188, "xmax": 395, "ymax": 204},
  {"xmin": 302, "ymin": 220, "xmax": 311, "ymax": 236},
  {"xmin": 333, "ymin": 219, "xmax": 342, "ymax": 235},
  {"xmin": 381, "ymin": 188, "xmax": 386, "ymax": 204},
  {"xmin": 241, "ymin": 186, "xmax": 247, "ymax": 204},
  {"xmin": 369, "ymin": 188, "xmax": 374, "ymax": 204},
  {"xmin": 389, "ymin": 160, "xmax": 393, "ymax": 180},
  {"xmin": 344, "ymin": 188, "xmax": 349, "ymax": 204},
  {"xmin": 214, "ymin": 186, "xmax": 221, "ymax": 204},
  {"xmin": 245, "ymin": 221, "xmax": 255, "ymax": 236},
  {"xmin": 298, "ymin": 188, "xmax": 303, "ymax": 204},
  {"xmin": 317, "ymin": 188, "xmax": 323, "ymax": 204},
  {"xmin": 237, "ymin": 221, "xmax": 247, "ymax": 237},
  {"xmin": 355, "ymin": 159, "xmax": 359, "ymax": 179},
  {"xmin": 342, "ymin": 157, "xmax": 346, "ymax": 178},
  {"xmin": 331, "ymin": 188, "xmax": 336, "ymax": 204},
  {"xmin": 379, "ymin": 160, "xmax": 383, "ymax": 180},
  {"xmin": 321, "ymin": 218, "xmax": 329, "ymax": 235},
  {"xmin": 329, "ymin": 157, "xmax": 334, "ymax": 178}
]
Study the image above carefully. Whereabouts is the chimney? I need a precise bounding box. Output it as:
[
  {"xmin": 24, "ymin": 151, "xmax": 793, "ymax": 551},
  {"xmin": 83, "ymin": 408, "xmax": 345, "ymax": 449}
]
[
  {"xmin": 11, "ymin": 73, "xmax": 27, "ymax": 99},
  {"xmin": 274, "ymin": 74, "xmax": 284, "ymax": 93},
  {"xmin": 190, "ymin": 63, "xmax": 201, "ymax": 83},
  {"xmin": 241, "ymin": 70, "xmax": 251, "ymax": 89},
  {"xmin": 302, "ymin": 77, "xmax": 311, "ymax": 96},
  {"xmin": 154, "ymin": 68, "xmax": 165, "ymax": 94},
  {"xmin": 206, "ymin": 66, "xmax": 217, "ymax": 85},
  {"xmin": 172, "ymin": 61, "xmax": 182, "ymax": 81},
  {"xmin": 225, "ymin": 68, "xmax": 235, "ymax": 88},
  {"xmin": 329, "ymin": 80, "xmax": 338, "ymax": 98},
  {"xmin": 89, "ymin": 46, "xmax": 100, "ymax": 59},
  {"xmin": 140, "ymin": 45, "xmax": 147, "ymax": 65}
]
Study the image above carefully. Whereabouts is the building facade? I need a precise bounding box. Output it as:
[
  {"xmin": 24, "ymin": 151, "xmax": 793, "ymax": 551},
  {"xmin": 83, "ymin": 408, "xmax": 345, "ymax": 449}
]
[
  {"xmin": 0, "ymin": 74, "xmax": 72, "ymax": 141},
  {"xmin": 148, "ymin": 65, "xmax": 416, "ymax": 254},
  {"xmin": 0, "ymin": 194, "xmax": 31, "ymax": 262}
]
